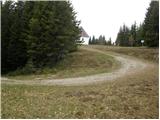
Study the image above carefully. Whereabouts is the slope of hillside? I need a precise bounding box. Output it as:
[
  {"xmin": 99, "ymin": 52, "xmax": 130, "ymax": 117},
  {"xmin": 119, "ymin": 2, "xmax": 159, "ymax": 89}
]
[
  {"xmin": 4, "ymin": 48, "xmax": 120, "ymax": 80},
  {"xmin": 1, "ymin": 45, "xmax": 158, "ymax": 119},
  {"xmin": 88, "ymin": 45, "xmax": 159, "ymax": 62}
]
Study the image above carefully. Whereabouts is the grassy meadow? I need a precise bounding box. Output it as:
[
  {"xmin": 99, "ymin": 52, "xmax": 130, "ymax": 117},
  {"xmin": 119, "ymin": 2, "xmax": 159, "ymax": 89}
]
[
  {"xmin": 88, "ymin": 45, "xmax": 159, "ymax": 62},
  {"xmin": 1, "ymin": 45, "xmax": 159, "ymax": 119},
  {"xmin": 5, "ymin": 48, "xmax": 120, "ymax": 80}
]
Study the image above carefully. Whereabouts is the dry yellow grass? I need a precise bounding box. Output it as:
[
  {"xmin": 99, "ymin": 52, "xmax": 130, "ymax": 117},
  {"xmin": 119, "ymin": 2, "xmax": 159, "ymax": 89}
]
[
  {"xmin": 5, "ymin": 48, "xmax": 120, "ymax": 80},
  {"xmin": 88, "ymin": 45, "xmax": 159, "ymax": 62},
  {"xmin": 2, "ymin": 65, "xmax": 158, "ymax": 118},
  {"xmin": 1, "ymin": 46, "xmax": 159, "ymax": 118}
]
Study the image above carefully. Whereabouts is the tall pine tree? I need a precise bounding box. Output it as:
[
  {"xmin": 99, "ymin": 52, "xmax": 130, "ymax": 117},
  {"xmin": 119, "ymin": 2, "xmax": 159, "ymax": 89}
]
[
  {"xmin": 1, "ymin": 1, "xmax": 81, "ymax": 73},
  {"xmin": 143, "ymin": 1, "xmax": 159, "ymax": 47},
  {"xmin": 116, "ymin": 24, "xmax": 130, "ymax": 46}
]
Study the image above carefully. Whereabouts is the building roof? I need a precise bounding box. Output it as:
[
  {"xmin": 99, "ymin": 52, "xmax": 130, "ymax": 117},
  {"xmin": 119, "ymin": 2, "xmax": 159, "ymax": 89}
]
[{"xmin": 81, "ymin": 27, "xmax": 89, "ymax": 38}]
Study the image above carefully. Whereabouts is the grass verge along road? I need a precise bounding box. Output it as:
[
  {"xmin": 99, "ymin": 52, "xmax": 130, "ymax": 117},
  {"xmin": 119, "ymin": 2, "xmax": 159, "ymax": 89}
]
[{"xmin": 1, "ymin": 45, "xmax": 159, "ymax": 118}]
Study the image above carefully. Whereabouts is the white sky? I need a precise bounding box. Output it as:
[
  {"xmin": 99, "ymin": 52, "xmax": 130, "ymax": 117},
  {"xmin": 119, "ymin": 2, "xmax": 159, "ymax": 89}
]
[{"xmin": 71, "ymin": 0, "xmax": 151, "ymax": 42}]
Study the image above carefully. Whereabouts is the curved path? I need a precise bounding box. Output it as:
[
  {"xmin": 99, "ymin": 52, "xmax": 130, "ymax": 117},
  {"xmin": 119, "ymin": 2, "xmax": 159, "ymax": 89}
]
[{"xmin": 1, "ymin": 47, "xmax": 148, "ymax": 86}]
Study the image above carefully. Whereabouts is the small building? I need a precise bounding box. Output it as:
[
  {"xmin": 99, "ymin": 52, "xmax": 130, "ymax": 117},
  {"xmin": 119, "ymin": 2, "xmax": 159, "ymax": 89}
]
[{"xmin": 80, "ymin": 27, "xmax": 89, "ymax": 45}]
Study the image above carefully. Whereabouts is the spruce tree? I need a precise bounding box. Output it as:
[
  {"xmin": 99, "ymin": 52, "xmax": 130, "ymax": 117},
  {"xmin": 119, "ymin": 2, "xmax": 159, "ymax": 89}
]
[
  {"xmin": 1, "ymin": 1, "xmax": 81, "ymax": 73},
  {"xmin": 116, "ymin": 27, "xmax": 122, "ymax": 46},
  {"xmin": 27, "ymin": 1, "xmax": 81, "ymax": 67},
  {"xmin": 143, "ymin": 1, "xmax": 159, "ymax": 47},
  {"xmin": 92, "ymin": 36, "xmax": 96, "ymax": 44},
  {"xmin": 116, "ymin": 25, "xmax": 130, "ymax": 46},
  {"xmin": 130, "ymin": 22, "xmax": 137, "ymax": 46},
  {"xmin": 108, "ymin": 37, "xmax": 112, "ymax": 45},
  {"xmin": 136, "ymin": 23, "xmax": 145, "ymax": 46},
  {"xmin": 7, "ymin": 1, "xmax": 28, "ymax": 71},
  {"xmin": 1, "ymin": 1, "xmax": 14, "ymax": 73},
  {"xmin": 89, "ymin": 37, "xmax": 92, "ymax": 44}
]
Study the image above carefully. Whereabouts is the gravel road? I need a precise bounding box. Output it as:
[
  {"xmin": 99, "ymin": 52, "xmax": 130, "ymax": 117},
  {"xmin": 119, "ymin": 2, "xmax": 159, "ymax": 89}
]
[{"xmin": 1, "ymin": 47, "xmax": 148, "ymax": 86}]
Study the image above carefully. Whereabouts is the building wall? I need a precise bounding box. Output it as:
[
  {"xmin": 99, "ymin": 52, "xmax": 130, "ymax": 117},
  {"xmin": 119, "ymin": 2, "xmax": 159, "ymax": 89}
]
[{"xmin": 80, "ymin": 37, "xmax": 89, "ymax": 45}]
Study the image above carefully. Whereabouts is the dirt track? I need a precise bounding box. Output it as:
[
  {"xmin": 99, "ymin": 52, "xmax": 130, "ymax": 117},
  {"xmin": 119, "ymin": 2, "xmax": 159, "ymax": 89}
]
[{"xmin": 1, "ymin": 47, "xmax": 149, "ymax": 86}]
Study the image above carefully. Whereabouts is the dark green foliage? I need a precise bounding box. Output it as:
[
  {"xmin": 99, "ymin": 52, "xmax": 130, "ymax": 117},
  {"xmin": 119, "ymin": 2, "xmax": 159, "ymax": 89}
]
[
  {"xmin": 116, "ymin": 1, "xmax": 159, "ymax": 47},
  {"xmin": 130, "ymin": 22, "xmax": 137, "ymax": 46},
  {"xmin": 1, "ymin": 1, "xmax": 27, "ymax": 73},
  {"xmin": 136, "ymin": 23, "xmax": 145, "ymax": 46},
  {"xmin": 106, "ymin": 37, "xmax": 112, "ymax": 45},
  {"xmin": 1, "ymin": 1, "xmax": 81, "ymax": 74},
  {"xmin": 1, "ymin": 1, "xmax": 13, "ymax": 73},
  {"xmin": 98, "ymin": 35, "xmax": 106, "ymax": 45},
  {"xmin": 27, "ymin": 1, "xmax": 81, "ymax": 67},
  {"xmin": 89, "ymin": 35, "xmax": 108, "ymax": 45},
  {"xmin": 92, "ymin": 36, "xmax": 96, "ymax": 44},
  {"xmin": 128, "ymin": 22, "xmax": 143, "ymax": 47},
  {"xmin": 143, "ymin": 1, "xmax": 159, "ymax": 47},
  {"xmin": 116, "ymin": 24, "xmax": 130, "ymax": 46},
  {"xmin": 89, "ymin": 37, "xmax": 92, "ymax": 44},
  {"xmin": 8, "ymin": 2, "xmax": 28, "ymax": 71}
]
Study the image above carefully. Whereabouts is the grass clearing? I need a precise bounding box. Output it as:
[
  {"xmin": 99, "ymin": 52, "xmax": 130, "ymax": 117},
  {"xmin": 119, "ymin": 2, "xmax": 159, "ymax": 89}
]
[
  {"xmin": 88, "ymin": 45, "xmax": 159, "ymax": 62},
  {"xmin": 5, "ymin": 48, "xmax": 120, "ymax": 80},
  {"xmin": 1, "ymin": 45, "xmax": 159, "ymax": 118},
  {"xmin": 1, "ymin": 65, "xmax": 158, "ymax": 119}
]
